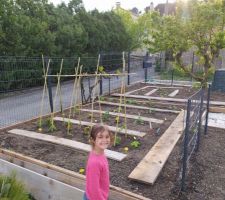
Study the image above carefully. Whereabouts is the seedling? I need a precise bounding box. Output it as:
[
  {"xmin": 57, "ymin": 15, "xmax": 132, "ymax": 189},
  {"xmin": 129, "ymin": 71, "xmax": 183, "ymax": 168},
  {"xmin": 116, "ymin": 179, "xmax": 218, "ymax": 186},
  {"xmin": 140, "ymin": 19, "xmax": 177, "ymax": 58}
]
[
  {"xmin": 98, "ymin": 66, "xmax": 105, "ymax": 73},
  {"xmin": 102, "ymin": 111, "xmax": 110, "ymax": 122},
  {"xmin": 130, "ymin": 140, "xmax": 141, "ymax": 148},
  {"xmin": 135, "ymin": 116, "xmax": 145, "ymax": 125},
  {"xmin": 115, "ymin": 116, "xmax": 120, "ymax": 123},
  {"xmin": 114, "ymin": 135, "xmax": 121, "ymax": 146},
  {"xmin": 88, "ymin": 113, "xmax": 93, "ymax": 119},
  {"xmin": 148, "ymin": 109, "xmax": 155, "ymax": 114},
  {"xmin": 67, "ymin": 120, "xmax": 72, "ymax": 134},
  {"xmin": 126, "ymin": 99, "xmax": 135, "ymax": 104},
  {"xmin": 84, "ymin": 126, "xmax": 91, "ymax": 135},
  {"xmin": 116, "ymin": 69, "xmax": 121, "ymax": 74},
  {"xmin": 73, "ymin": 106, "xmax": 79, "ymax": 115},
  {"xmin": 45, "ymin": 117, "xmax": 57, "ymax": 132},
  {"xmin": 99, "ymin": 96, "xmax": 105, "ymax": 101}
]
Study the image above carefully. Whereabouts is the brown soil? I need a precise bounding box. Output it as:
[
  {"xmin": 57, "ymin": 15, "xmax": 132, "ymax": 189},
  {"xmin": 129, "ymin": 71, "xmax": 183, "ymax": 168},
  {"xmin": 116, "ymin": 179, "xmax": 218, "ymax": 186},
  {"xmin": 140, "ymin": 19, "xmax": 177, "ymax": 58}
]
[{"xmin": 0, "ymin": 83, "xmax": 225, "ymax": 199}]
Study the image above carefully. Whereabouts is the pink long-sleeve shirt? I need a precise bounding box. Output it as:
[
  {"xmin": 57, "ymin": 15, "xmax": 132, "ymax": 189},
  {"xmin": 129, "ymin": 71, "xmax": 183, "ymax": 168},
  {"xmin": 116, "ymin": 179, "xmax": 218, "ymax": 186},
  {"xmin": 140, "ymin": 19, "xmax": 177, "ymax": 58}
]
[{"xmin": 85, "ymin": 151, "xmax": 109, "ymax": 200}]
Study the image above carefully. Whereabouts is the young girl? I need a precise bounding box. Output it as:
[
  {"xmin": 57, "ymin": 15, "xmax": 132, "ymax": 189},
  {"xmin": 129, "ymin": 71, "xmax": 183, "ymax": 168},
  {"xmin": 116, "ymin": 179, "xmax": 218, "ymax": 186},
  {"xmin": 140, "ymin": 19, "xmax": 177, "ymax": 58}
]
[{"xmin": 84, "ymin": 124, "xmax": 113, "ymax": 200}]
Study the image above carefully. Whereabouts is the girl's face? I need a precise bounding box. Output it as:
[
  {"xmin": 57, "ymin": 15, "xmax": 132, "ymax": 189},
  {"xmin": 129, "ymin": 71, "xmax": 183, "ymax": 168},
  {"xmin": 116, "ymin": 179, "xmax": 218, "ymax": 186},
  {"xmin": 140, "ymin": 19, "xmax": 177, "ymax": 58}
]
[{"xmin": 93, "ymin": 130, "xmax": 111, "ymax": 154}]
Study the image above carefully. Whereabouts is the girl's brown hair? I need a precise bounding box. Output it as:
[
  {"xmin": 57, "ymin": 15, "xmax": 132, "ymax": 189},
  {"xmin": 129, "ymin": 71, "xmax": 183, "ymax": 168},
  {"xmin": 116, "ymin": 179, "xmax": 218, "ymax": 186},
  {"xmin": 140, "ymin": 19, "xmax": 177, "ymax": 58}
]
[{"xmin": 89, "ymin": 124, "xmax": 114, "ymax": 146}]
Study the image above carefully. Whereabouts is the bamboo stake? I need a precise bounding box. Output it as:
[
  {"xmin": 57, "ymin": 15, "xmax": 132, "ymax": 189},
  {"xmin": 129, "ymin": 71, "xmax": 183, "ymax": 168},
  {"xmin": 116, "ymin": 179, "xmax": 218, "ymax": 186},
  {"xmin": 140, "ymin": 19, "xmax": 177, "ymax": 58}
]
[
  {"xmin": 67, "ymin": 58, "xmax": 80, "ymax": 134},
  {"xmin": 114, "ymin": 52, "xmax": 127, "ymax": 145},
  {"xmin": 73, "ymin": 65, "xmax": 83, "ymax": 127},
  {"xmin": 90, "ymin": 55, "xmax": 100, "ymax": 124},
  {"xmin": 38, "ymin": 57, "xmax": 51, "ymax": 130}
]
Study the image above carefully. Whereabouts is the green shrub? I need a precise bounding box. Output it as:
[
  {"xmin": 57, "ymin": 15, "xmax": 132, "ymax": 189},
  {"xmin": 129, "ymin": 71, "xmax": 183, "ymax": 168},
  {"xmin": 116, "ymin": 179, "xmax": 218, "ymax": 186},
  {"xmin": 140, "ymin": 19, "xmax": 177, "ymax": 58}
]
[{"xmin": 0, "ymin": 173, "xmax": 30, "ymax": 200}]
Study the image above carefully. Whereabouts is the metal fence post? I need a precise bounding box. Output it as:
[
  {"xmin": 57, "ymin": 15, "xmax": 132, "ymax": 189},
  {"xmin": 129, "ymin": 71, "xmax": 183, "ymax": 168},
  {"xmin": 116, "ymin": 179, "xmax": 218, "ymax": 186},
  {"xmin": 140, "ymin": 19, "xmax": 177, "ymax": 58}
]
[
  {"xmin": 204, "ymin": 84, "xmax": 211, "ymax": 135},
  {"xmin": 171, "ymin": 68, "xmax": 174, "ymax": 86},
  {"xmin": 108, "ymin": 77, "xmax": 111, "ymax": 95},
  {"xmin": 195, "ymin": 89, "xmax": 204, "ymax": 152},
  {"xmin": 45, "ymin": 57, "xmax": 53, "ymax": 113},
  {"xmin": 127, "ymin": 52, "xmax": 130, "ymax": 85},
  {"xmin": 181, "ymin": 99, "xmax": 191, "ymax": 191},
  {"xmin": 191, "ymin": 52, "xmax": 194, "ymax": 82}
]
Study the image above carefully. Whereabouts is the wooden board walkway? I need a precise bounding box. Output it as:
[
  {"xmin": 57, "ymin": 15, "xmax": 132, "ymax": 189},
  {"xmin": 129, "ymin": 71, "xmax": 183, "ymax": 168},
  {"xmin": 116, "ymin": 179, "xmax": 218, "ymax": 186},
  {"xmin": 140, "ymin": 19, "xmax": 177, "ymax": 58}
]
[
  {"xmin": 125, "ymin": 86, "xmax": 151, "ymax": 95},
  {"xmin": 112, "ymin": 93, "xmax": 225, "ymax": 106},
  {"xmin": 0, "ymin": 149, "xmax": 151, "ymax": 200},
  {"xmin": 168, "ymin": 89, "xmax": 179, "ymax": 97},
  {"xmin": 98, "ymin": 101, "xmax": 180, "ymax": 114},
  {"xmin": 79, "ymin": 108, "xmax": 164, "ymax": 124},
  {"xmin": 144, "ymin": 89, "xmax": 158, "ymax": 96},
  {"xmin": 54, "ymin": 117, "xmax": 146, "ymax": 137},
  {"xmin": 8, "ymin": 129, "xmax": 126, "ymax": 161},
  {"xmin": 128, "ymin": 110, "xmax": 185, "ymax": 184}
]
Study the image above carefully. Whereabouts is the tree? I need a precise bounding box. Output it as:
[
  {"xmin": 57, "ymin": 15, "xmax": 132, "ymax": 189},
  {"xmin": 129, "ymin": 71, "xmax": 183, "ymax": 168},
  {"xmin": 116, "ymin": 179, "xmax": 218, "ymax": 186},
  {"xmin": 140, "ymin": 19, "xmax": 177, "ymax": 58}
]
[{"xmin": 146, "ymin": 0, "xmax": 225, "ymax": 86}]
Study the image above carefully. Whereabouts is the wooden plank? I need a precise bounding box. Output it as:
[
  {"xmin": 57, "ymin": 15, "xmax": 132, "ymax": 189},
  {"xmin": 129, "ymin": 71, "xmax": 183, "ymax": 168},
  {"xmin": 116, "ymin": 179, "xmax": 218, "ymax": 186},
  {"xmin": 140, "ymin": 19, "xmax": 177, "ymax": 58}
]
[
  {"xmin": 0, "ymin": 149, "xmax": 151, "ymax": 200},
  {"xmin": 0, "ymin": 159, "xmax": 84, "ymax": 200},
  {"xmin": 112, "ymin": 93, "xmax": 225, "ymax": 106},
  {"xmin": 144, "ymin": 89, "xmax": 158, "ymax": 96},
  {"xmin": 8, "ymin": 129, "xmax": 126, "ymax": 161},
  {"xmin": 209, "ymin": 106, "xmax": 225, "ymax": 114},
  {"xmin": 128, "ymin": 111, "xmax": 185, "ymax": 184},
  {"xmin": 98, "ymin": 101, "xmax": 180, "ymax": 114},
  {"xmin": 168, "ymin": 89, "xmax": 179, "ymax": 97},
  {"xmin": 113, "ymin": 93, "xmax": 187, "ymax": 103},
  {"xmin": 54, "ymin": 117, "xmax": 146, "ymax": 137},
  {"xmin": 141, "ymin": 81, "xmax": 192, "ymax": 87},
  {"xmin": 125, "ymin": 86, "xmax": 151, "ymax": 95},
  {"xmin": 80, "ymin": 108, "xmax": 164, "ymax": 124}
]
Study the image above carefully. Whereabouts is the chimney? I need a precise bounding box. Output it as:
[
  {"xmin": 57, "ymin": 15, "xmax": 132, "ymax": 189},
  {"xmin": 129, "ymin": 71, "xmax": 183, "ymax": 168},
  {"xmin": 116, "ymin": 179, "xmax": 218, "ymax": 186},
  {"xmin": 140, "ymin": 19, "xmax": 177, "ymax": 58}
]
[{"xmin": 116, "ymin": 2, "xmax": 121, "ymax": 9}]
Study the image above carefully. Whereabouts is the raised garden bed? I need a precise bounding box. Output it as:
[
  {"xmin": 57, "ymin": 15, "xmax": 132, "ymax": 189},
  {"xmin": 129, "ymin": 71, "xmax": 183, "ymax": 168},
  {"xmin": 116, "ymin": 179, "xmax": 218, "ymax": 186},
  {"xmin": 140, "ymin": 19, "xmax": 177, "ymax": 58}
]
[{"xmin": 1, "ymin": 81, "xmax": 224, "ymax": 199}]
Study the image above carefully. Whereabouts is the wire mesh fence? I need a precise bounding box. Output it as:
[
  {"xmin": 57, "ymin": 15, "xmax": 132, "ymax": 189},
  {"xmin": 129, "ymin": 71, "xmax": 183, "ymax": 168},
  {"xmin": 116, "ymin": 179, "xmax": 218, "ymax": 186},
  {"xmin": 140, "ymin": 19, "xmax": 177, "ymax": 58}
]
[
  {"xmin": 179, "ymin": 85, "xmax": 211, "ymax": 191},
  {"xmin": 0, "ymin": 52, "xmax": 146, "ymax": 128}
]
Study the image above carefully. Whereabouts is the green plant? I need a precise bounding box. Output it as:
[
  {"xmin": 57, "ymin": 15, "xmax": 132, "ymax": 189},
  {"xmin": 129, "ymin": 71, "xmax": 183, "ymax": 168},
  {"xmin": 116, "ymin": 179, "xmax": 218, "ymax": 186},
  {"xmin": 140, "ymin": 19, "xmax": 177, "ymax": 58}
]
[
  {"xmin": 73, "ymin": 106, "xmax": 79, "ymax": 115},
  {"xmin": 135, "ymin": 116, "xmax": 145, "ymax": 125},
  {"xmin": 98, "ymin": 66, "xmax": 105, "ymax": 73},
  {"xmin": 130, "ymin": 140, "xmax": 141, "ymax": 148},
  {"xmin": 0, "ymin": 173, "xmax": 30, "ymax": 200},
  {"xmin": 67, "ymin": 120, "xmax": 72, "ymax": 134},
  {"xmin": 47, "ymin": 117, "xmax": 57, "ymax": 132},
  {"xmin": 126, "ymin": 99, "xmax": 136, "ymax": 104},
  {"xmin": 115, "ymin": 116, "xmax": 120, "ymax": 123},
  {"xmin": 84, "ymin": 126, "xmax": 91, "ymax": 135},
  {"xmin": 102, "ymin": 111, "xmax": 110, "ymax": 121},
  {"xmin": 192, "ymin": 82, "xmax": 201, "ymax": 89},
  {"xmin": 148, "ymin": 109, "xmax": 155, "ymax": 114},
  {"xmin": 114, "ymin": 135, "xmax": 121, "ymax": 146},
  {"xmin": 99, "ymin": 96, "xmax": 105, "ymax": 101}
]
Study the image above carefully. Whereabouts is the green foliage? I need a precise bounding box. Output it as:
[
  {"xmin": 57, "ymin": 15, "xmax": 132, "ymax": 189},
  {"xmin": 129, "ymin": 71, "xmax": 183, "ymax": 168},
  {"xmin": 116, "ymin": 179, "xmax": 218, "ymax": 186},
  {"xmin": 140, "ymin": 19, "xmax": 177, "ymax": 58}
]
[
  {"xmin": 0, "ymin": 173, "xmax": 30, "ymax": 200},
  {"xmin": 114, "ymin": 135, "xmax": 121, "ymax": 146},
  {"xmin": 46, "ymin": 117, "xmax": 57, "ymax": 132},
  {"xmin": 0, "ymin": 0, "xmax": 130, "ymax": 57},
  {"xmin": 99, "ymin": 96, "xmax": 105, "ymax": 101},
  {"xmin": 83, "ymin": 126, "xmax": 90, "ymax": 135},
  {"xmin": 102, "ymin": 111, "xmax": 110, "ymax": 122},
  {"xmin": 130, "ymin": 140, "xmax": 141, "ymax": 148},
  {"xmin": 67, "ymin": 120, "xmax": 72, "ymax": 134},
  {"xmin": 135, "ymin": 116, "xmax": 145, "ymax": 125},
  {"xmin": 126, "ymin": 99, "xmax": 136, "ymax": 105},
  {"xmin": 145, "ymin": 0, "xmax": 225, "ymax": 85}
]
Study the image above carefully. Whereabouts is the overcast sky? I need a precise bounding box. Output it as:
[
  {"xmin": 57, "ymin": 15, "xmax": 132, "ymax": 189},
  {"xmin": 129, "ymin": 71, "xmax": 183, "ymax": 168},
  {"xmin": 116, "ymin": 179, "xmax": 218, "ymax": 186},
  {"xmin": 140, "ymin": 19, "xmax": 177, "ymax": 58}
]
[{"xmin": 49, "ymin": 0, "xmax": 175, "ymax": 12}]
